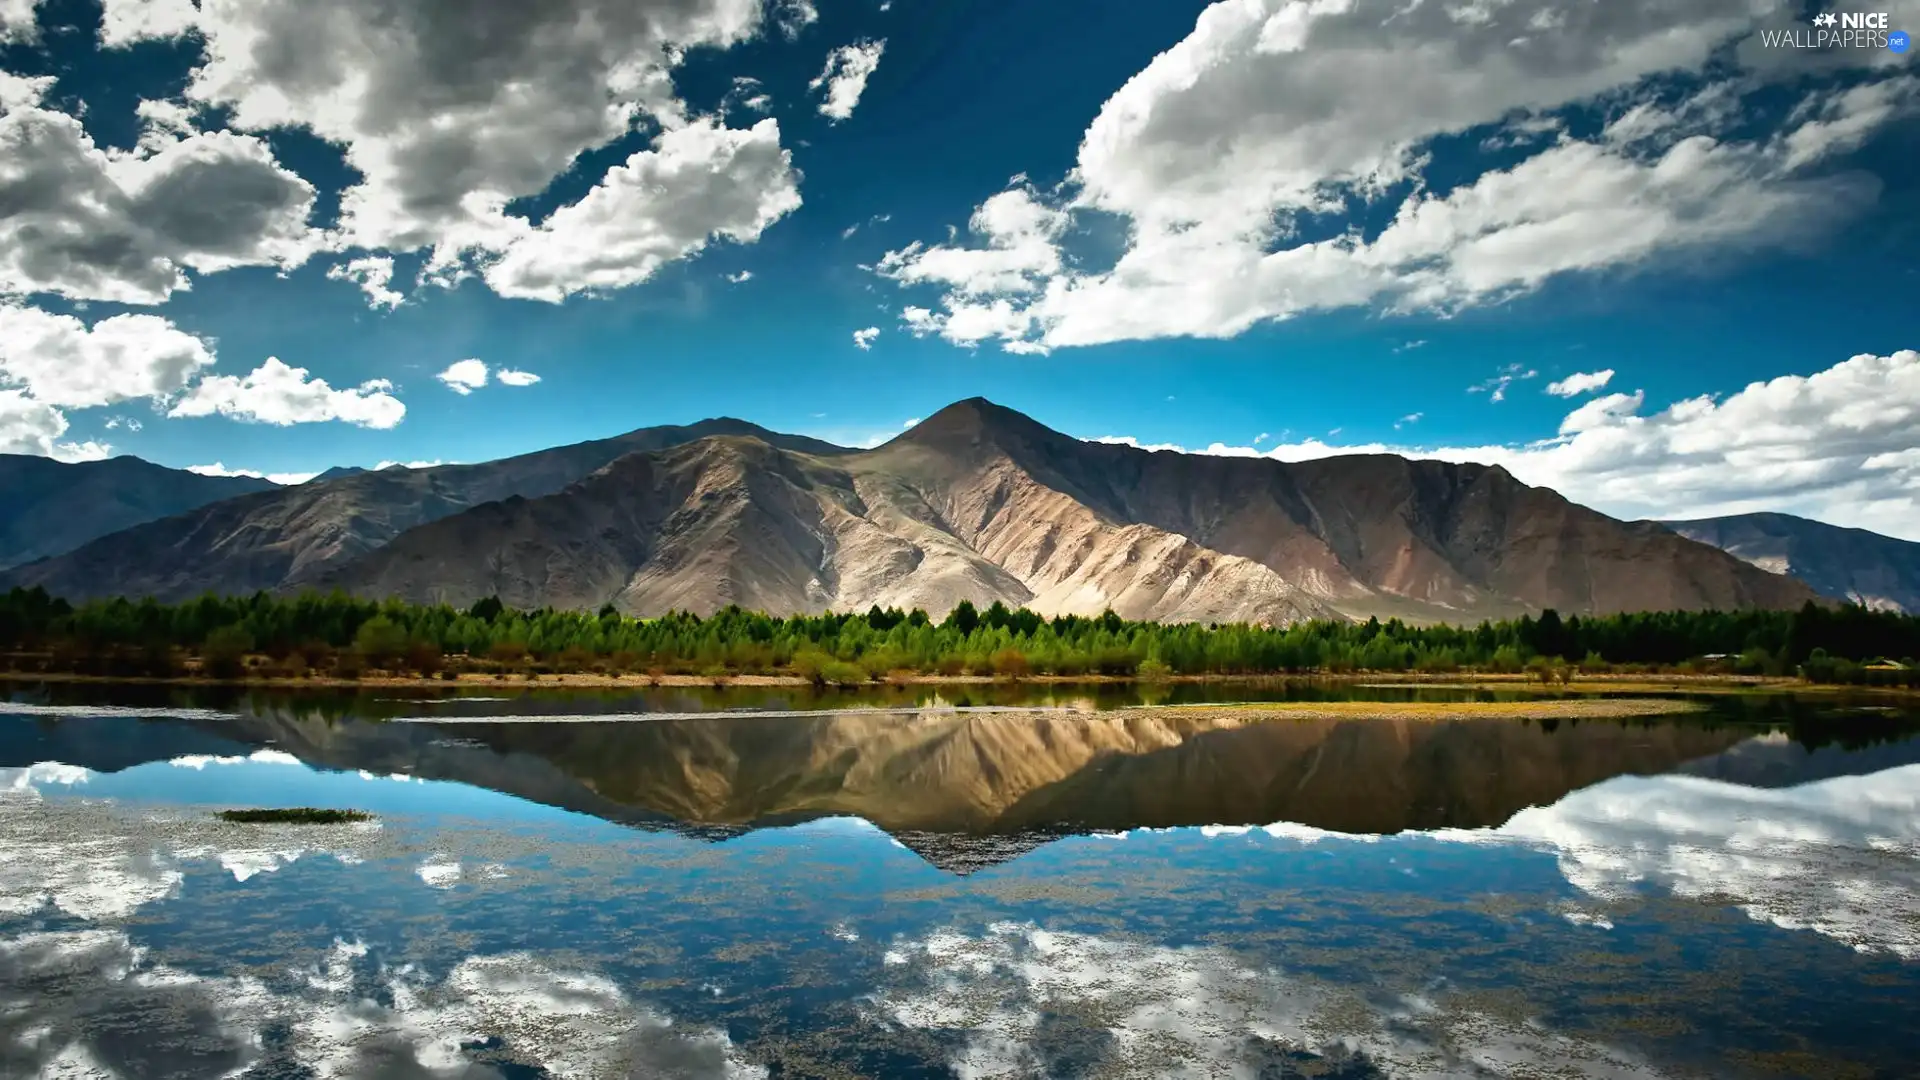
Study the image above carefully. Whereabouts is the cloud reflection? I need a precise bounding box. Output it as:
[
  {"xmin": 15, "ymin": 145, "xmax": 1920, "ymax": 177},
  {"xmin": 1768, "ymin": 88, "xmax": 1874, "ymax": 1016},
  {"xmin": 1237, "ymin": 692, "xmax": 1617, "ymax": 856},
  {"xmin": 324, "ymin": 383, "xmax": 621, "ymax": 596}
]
[
  {"xmin": 872, "ymin": 921, "xmax": 1665, "ymax": 1078},
  {"xmin": 0, "ymin": 929, "xmax": 766, "ymax": 1079}
]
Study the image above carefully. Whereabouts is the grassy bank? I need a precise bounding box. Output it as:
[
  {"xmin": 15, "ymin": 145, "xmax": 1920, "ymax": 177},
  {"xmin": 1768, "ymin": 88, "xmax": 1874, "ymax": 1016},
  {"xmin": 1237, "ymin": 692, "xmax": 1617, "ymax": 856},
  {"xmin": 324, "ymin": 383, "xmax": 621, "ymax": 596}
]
[{"xmin": 5, "ymin": 665, "xmax": 1905, "ymax": 698}]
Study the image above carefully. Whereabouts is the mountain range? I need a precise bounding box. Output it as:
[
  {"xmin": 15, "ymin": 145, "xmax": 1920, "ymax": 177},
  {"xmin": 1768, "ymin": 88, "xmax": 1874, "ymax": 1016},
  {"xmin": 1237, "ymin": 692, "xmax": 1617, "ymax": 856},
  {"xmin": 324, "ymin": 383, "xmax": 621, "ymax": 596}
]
[{"xmin": 2, "ymin": 398, "xmax": 1903, "ymax": 620}]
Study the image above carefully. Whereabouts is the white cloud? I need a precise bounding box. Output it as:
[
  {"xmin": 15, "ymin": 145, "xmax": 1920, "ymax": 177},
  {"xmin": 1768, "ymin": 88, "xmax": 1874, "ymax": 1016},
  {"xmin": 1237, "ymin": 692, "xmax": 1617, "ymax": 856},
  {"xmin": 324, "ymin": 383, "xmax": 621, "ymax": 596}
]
[
  {"xmin": 1086, "ymin": 348, "xmax": 1920, "ymax": 542},
  {"xmin": 852, "ymin": 326, "xmax": 880, "ymax": 350},
  {"xmin": 436, "ymin": 359, "xmax": 539, "ymax": 394},
  {"xmin": 0, "ymin": 305, "xmax": 213, "ymax": 408},
  {"xmin": 436, "ymin": 358, "xmax": 489, "ymax": 395},
  {"xmin": 1546, "ymin": 369, "xmax": 1617, "ymax": 397},
  {"xmin": 810, "ymin": 40, "xmax": 886, "ymax": 122},
  {"xmin": 186, "ymin": 462, "xmax": 316, "ymax": 485},
  {"xmin": 325, "ymin": 255, "xmax": 405, "ymax": 310},
  {"xmin": 169, "ymin": 358, "xmax": 406, "ymax": 429},
  {"xmin": 1469, "ymin": 363, "xmax": 1537, "ymax": 403},
  {"xmin": 179, "ymin": 0, "xmax": 786, "ymax": 295},
  {"xmin": 98, "ymin": 0, "xmax": 199, "ymax": 47},
  {"xmin": 0, "ymin": 94, "xmax": 318, "ymax": 304},
  {"xmin": 875, "ymin": 0, "xmax": 1914, "ymax": 351},
  {"xmin": 0, "ymin": 0, "xmax": 41, "ymax": 42},
  {"xmin": 902, "ymin": 417, "xmax": 920, "ymax": 429},
  {"xmin": 1394, "ymin": 412, "xmax": 1422, "ymax": 428},
  {"xmin": 725, "ymin": 269, "xmax": 753, "ymax": 283},
  {"xmin": 480, "ymin": 119, "xmax": 801, "ymax": 302},
  {"xmin": 773, "ymin": 0, "xmax": 818, "ymax": 40},
  {"xmin": 377, "ymin": 459, "xmax": 448, "ymax": 470},
  {"xmin": 0, "ymin": 390, "xmax": 104, "ymax": 460}
]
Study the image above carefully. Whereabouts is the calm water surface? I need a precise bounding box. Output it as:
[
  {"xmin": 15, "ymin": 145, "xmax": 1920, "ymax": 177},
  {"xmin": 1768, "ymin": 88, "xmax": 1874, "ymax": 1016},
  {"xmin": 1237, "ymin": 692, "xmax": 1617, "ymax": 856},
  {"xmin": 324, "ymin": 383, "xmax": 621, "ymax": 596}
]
[{"xmin": 3, "ymin": 683, "xmax": 1917, "ymax": 1078}]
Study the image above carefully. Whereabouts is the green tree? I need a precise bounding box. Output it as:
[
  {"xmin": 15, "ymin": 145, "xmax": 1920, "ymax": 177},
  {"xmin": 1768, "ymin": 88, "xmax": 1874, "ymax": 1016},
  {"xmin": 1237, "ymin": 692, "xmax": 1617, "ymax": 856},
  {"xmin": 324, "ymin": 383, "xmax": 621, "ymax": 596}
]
[{"xmin": 354, "ymin": 615, "xmax": 408, "ymax": 669}]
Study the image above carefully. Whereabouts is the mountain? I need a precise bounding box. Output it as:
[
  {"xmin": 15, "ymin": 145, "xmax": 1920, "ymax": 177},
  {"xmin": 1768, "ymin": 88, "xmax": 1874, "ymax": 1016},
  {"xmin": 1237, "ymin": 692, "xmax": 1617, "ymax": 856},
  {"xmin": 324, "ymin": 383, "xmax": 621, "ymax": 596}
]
[
  {"xmin": 310, "ymin": 465, "xmax": 369, "ymax": 483},
  {"xmin": 1660, "ymin": 512, "xmax": 1920, "ymax": 613},
  {"xmin": 0, "ymin": 420, "xmax": 849, "ymax": 603},
  {"xmin": 0, "ymin": 455, "xmax": 278, "ymax": 571},
  {"xmin": 314, "ymin": 398, "xmax": 1817, "ymax": 622}
]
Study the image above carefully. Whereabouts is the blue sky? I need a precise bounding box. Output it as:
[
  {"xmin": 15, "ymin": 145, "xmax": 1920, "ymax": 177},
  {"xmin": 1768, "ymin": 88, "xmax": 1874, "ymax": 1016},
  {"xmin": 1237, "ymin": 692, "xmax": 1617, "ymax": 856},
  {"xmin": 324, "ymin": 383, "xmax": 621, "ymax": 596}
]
[{"xmin": 1, "ymin": 0, "xmax": 1917, "ymax": 536}]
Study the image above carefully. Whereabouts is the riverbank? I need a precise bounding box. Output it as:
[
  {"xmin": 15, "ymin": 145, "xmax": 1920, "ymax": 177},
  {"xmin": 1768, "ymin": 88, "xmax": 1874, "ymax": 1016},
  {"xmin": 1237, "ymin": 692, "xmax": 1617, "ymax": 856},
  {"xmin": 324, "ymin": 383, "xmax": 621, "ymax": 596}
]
[
  {"xmin": 1143, "ymin": 698, "xmax": 1707, "ymax": 721},
  {"xmin": 0, "ymin": 667, "xmax": 1894, "ymax": 696}
]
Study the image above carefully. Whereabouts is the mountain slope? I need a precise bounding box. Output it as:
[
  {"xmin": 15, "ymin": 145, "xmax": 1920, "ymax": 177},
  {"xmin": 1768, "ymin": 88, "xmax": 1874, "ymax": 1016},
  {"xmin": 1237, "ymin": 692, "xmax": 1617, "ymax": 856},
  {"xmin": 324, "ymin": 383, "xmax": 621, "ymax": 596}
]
[
  {"xmin": 0, "ymin": 455, "xmax": 276, "ymax": 570},
  {"xmin": 0, "ymin": 421, "xmax": 849, "ymax": 602},
  {"xmin": 1660, "ymin": 512, "xmax": 1920, "ymax": 612},
  {"xmin": 318, "ymin": 398, "xmax": 1816, "ymax": 621}
]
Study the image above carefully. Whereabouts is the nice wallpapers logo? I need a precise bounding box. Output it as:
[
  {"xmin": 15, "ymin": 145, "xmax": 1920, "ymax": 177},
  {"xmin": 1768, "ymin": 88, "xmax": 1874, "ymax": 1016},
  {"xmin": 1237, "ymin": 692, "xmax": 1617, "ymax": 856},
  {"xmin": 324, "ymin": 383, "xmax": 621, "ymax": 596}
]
[{"xmin": 1760, "ymin": 11, "xmax": 1910, "ymax": 51}]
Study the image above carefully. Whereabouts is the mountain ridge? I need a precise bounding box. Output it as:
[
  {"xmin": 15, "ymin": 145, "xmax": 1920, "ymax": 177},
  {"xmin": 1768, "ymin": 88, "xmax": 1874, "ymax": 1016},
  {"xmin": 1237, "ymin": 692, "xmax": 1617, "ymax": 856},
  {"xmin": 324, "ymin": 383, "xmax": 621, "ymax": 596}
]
[
  {"xmin": 1659, "ymin": 512, "xmax": 1920, "ymax": 613},
  {"xmin": 3, "ymin": 400, "xmax": 1826, "ymax": 621},
  {"xmin": 313, "ymin": 399, "xmax": 1815, "ymax": 622},
  {"xmin": 0, "ymin": 454, "xmax": 278, "ymax": 571}
]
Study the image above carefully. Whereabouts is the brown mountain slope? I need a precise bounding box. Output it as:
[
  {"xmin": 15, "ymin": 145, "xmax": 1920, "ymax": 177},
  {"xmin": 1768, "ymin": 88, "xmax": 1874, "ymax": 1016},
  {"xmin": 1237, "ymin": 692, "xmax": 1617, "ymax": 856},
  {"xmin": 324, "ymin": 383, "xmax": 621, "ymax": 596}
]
[
  {"xmin": 1660, "ymin": 512, "xmax": 1920, "ymax": 613},
  {"xmin": 0, "ymin": 420, "xmax": 849, "ymax": 603},
  {"xmin": 0, "ymin": 454, "xmax": 276, "ymax": 570},
  {"xmin": 319, "ymin": 398, "xmax": 1817, "ymax": 621}
]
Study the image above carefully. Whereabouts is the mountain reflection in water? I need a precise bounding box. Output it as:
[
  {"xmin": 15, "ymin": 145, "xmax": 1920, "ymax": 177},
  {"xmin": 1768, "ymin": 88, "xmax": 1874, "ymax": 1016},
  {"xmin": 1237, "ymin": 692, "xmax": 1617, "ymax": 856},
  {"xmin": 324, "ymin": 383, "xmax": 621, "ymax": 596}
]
[{"xmin": 3, "ymin": 688, "xmax": 1918, "ymax": 1078}]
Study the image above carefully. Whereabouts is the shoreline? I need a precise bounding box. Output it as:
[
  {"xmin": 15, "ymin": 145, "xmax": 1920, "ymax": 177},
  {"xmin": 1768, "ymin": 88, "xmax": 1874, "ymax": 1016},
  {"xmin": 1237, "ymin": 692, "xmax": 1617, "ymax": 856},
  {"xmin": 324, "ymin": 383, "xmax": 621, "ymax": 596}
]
[{"xmin": 0, "ymin": 668, "xmax": 1904, "ymax": 697}]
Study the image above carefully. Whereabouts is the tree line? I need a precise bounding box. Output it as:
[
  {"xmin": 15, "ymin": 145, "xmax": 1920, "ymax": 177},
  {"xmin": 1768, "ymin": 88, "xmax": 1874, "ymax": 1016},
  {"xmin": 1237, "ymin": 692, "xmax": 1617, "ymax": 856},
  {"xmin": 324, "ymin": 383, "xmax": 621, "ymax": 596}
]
[{"xmin": 1, "ymin": 586, "xmax": 1916, "ymax": 686}]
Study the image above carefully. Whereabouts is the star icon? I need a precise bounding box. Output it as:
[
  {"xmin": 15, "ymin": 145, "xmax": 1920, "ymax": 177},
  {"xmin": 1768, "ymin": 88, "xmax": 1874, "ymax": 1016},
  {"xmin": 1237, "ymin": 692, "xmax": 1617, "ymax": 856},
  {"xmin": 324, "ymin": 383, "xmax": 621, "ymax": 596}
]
[{"xmin": 1813, "ymin": 12, "xmax": 1837, "ymax": 26}]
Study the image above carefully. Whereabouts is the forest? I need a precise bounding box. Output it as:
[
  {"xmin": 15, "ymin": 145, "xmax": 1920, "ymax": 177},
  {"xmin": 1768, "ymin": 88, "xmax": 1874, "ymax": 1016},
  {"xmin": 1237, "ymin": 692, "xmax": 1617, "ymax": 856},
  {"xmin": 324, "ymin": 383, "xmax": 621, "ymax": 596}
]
[{"xmin": 1, "ymin": 586, "xmax": 1916, "ymax": 686}]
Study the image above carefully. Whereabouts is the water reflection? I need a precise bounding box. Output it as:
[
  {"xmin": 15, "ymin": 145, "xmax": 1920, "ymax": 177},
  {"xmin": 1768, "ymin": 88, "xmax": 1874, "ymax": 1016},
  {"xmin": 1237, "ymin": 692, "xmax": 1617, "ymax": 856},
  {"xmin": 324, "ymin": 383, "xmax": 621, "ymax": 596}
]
[{"xmin": 2, "ymin": 691, "xmax": 1918, "ymax": 1077}]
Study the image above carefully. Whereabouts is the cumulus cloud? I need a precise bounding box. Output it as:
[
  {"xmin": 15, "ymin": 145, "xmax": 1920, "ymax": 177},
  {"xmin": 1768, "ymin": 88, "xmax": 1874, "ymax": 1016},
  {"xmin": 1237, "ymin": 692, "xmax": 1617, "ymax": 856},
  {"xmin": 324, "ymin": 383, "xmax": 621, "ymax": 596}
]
[
  {"xmin": 437, "ymin": 358, "xmax": 490, "ymax": 395},
  {"xmin": 0, "ymin": 391, "xmax": 110, "ymax": 459},
  {"xmin": 0, "ymin": 0, "xmax": 41, "ymax": 42},
  {"xmin": 1085, "ymin": 348, "xmax": 1920, "ymax": 541},
  {"xmin": 326, "ymin": 255, "xmax": 405, "ymax": 309},
  {"xmin": 0, "ymin": 90, "xmax": 319, "ymax": 304},
  {"xmin": 1546, "ymin": 369, "xmax": 1617, "ymax": 397},
  {"xmin": 852, "ymin": 326, "xmax": 880, "ymax": 350},
  {"xmin": 169, "ymin": 358, "xmax": 406, "ymax": 429},
  {"xmin": 811, "ymin": 40, "xmax": 886, "ymax": 122},
  {"xmin": 773, "ymin": 0, "xmax": 818, "ymax": 40},
  {"xmin": 98, "ymin": 0, "xmax": 199, "ymax": 47},
  {"xmin": 175, "ymin": 0, "xmax": 792, "ymax": 296},
  {"xmin": 436, "ymin": 359, "xmax": 540, "ymax": 394},
  {"xmin": 875, "ymin": 0, "xmax": 1915, "ymax": 351},
  {"xmin": 479, "ymin": 119, "xmax": 801, "ymax": 302},
  {"xmin": 726, "ymin": 269, "xmax": 754, "ymax": 283},
  {"xmin": 0, "ymin": 305, "xmax": 214, "ymax": 408}
]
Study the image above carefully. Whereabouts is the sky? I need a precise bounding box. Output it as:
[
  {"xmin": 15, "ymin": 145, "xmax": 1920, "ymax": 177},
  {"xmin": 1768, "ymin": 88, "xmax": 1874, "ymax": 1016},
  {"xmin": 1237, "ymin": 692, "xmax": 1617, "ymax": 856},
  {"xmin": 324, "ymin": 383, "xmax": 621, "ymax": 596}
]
[{"xmin": 0, "ymin": 0, "xmax": 1917, "ymax": 537}]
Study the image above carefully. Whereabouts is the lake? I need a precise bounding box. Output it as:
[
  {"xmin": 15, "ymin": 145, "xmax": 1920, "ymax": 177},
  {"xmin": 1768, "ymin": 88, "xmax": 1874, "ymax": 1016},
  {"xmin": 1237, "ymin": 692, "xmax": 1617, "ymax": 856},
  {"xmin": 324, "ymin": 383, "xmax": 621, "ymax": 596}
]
[{"xmin": 3, "ymin": 682, "xmax": 1917, "ymax": 1078}]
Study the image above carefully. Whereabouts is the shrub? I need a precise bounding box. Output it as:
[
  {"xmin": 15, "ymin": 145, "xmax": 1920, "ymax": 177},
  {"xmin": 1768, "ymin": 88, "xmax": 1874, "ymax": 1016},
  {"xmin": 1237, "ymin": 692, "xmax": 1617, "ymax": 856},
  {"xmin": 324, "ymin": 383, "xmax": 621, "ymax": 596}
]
[
  {"xmin": 992, "ymin": 648, "xmax": 1032, "ymax": 680},
  {"xmin": 353, "ymin": 615, "xmax": 408, "ymax": 670},
  {"xmin": 333, "ymin": 651, "xmax": 366, "ymax": 681},
  {"xmin": 1136, "ymin": 658, "xmax": 1173, "ymax": 682},
  {"xmin": 201, "ymin": 625, "xmax": 254, "ymax": 681},
  {"xmin": 820, "ymin": 660, "xmax": 868, "ymax": 688},
  {"xmin": 405, "ymin": 641, "xmax": 444, "ymax": 678}
]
